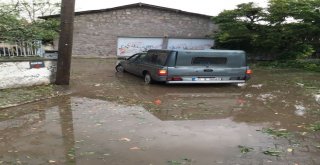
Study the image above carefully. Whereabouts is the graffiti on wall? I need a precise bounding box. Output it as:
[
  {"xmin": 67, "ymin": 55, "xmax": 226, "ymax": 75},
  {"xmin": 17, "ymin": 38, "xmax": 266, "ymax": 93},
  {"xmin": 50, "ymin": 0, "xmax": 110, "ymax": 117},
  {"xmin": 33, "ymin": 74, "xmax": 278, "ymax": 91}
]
[
  {"xmin": 117, "ymin": 38, "xmax": 163, "ymax": 57},
  {"xmin": 168, "ymin": 39, "xmax": 214, "ymax": 50}
]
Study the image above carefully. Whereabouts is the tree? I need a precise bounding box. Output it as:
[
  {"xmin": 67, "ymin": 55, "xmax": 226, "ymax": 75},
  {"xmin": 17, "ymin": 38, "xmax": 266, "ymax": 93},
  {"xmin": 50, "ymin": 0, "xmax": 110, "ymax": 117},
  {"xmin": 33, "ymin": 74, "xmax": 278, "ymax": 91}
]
[
  {"xmin": 212, "ymin": 3, "xmax": 266, "ymax": 54},
  {"xmin": 266, "ymin": 0, "xmax": 320, "ymax": 59},
  {"xmin": 212, "ymin": 0, "xmax": 320, "ymax": 60},
  {"xmin": 2, "ymin": 0, "xmax": 60, "ymax": 22},
  {"xmin": 0, "ymin": 0, "xmax": 60, "ymax": 42}
]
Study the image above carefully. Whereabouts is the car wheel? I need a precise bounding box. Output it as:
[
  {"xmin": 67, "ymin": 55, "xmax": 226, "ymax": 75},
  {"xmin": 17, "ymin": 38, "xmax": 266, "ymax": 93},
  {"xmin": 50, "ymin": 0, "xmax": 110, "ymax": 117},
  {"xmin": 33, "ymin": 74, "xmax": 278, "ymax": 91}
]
[
  {"xmin": 144, "ymin": 73, "xmax": 153, "ymax": 84},
  {"xmin": 115, "ymin": 65, "xmax": 124, "ymax": 72}
]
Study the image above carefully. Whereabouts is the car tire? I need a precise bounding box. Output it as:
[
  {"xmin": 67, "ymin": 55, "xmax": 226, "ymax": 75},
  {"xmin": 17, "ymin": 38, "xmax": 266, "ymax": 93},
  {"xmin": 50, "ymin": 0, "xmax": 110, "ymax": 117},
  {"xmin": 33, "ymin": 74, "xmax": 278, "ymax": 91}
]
[
  {"xmin": 144, "ymin": 73, "xmax": 153, "ymax": 84},
  {"xmin": 115, "ymin": 64, "xmax": 125, "ymax": 72}
]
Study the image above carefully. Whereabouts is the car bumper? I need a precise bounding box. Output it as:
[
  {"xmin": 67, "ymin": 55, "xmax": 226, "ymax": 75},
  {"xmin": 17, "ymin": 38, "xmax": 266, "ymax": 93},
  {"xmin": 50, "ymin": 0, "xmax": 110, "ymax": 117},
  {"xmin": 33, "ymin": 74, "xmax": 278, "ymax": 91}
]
[{"xmin": 166, "ymin": 80, "xmax": 246, "ymax": 84}]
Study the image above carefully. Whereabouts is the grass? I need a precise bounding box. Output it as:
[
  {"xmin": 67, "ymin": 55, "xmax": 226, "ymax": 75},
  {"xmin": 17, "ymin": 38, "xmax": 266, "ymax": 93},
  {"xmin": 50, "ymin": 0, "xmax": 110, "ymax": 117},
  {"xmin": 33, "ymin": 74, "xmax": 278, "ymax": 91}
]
[
  {"xmin": 263, "ymin": 149, "xmax": 282, "ymax": 157},
  {"xmin": 308, "ymin": 122, "xmax": 320, "ymax": 132},
  {"xmin": 261, "ymin": 128, "xmax": 291, "ymax": 138},
  {"xmin": 167, "ymin": 158, "xmax": 192, "ymax": 165},
  {"xmin": 253, "ymin": 59, "xmax": 320, "ymax": 72},
  {"xmin": 238, "ymin": 145, "xmax": 254, "ymax": 154},
  {"xmin": 0, "ymin": 85, "xmax": 69, "ymax": 109}
]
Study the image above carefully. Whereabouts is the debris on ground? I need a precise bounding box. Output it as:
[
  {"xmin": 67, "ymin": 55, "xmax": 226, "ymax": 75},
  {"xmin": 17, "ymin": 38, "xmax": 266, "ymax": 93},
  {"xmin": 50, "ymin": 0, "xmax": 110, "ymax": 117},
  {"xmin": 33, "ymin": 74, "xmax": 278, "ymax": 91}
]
[
  {"xmin": 48, "ymin": 160, "xmax": 56, "ymax": 163},
  {"xmin": 294, "ymin": 104, "xmax": 306, "ymax": 116},
  {"xmin": 261, "ymin": 128, "xmax": 291, "ymax": 138},
  {"xmin": 167, "ymin": 158, "xmax": 192, "ymax": 165},
  {"xmin": 237, "ymin": 83, "xmax": 246, "ymax": 87},
  {"xmin": 154, "ymin": 99, "xmax": 162, "ymax": 105},
  {"xmin": 238, "ymin": 145, "xmax": 254, "ymax": 154},
  {"xmin": 251, "ymin": 84, "xmax": 263, "ymax": 89},
  {"xmin": 263, "ymin": 149, "xmax": 282, "ymax": 156},
  {"xmin": 257, "ymin": 93, "xmax": 276, "ymax": 102},
  {"xmin": 308, "ymin": 122, "xmax": 320, "ymax": 131},
  {"xmin": 315, "ymin": 94, "xmax": 320, "ymax": 104},
  {"xmin": 287, "ymin": 148, "xmax": 293, "ymax": 152},
  {"xmin": 119, "ymin": 138, "xmax": 131, "ymax": 142},
  {"xmin": 296, "ymin": 83, "xmax": 304, "ymax": 87}
]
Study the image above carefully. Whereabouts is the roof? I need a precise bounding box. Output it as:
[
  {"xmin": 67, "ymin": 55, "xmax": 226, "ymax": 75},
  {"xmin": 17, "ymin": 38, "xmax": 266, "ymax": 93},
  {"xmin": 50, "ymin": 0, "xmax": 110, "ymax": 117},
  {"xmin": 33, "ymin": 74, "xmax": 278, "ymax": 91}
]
[{"xmin": 39, "ymin": 2, "xmax": 212, "ymax": 19}]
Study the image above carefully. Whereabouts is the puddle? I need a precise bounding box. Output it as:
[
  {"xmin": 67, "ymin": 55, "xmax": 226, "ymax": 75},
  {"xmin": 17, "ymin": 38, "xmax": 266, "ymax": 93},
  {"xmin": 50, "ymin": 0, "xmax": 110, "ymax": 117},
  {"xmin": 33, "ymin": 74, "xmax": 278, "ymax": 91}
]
[
  {"xmin": 1, "ymin": 96, "xmax": 319, "ymax": 164},
  {"xmin": 0, "ymin": 97, "xmax": 267, "ymax": 164},
  {"xmin": 67, "ymin": 59, "xmax": 320, "ymax": 129}
]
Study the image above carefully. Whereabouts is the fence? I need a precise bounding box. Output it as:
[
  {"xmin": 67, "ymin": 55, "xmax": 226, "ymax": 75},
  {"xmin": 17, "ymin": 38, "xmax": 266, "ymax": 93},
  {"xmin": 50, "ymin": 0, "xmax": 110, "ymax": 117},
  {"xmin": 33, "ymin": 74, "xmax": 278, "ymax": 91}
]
[{"xmin": 0, "ymin": 41, "xmax": 44, "ymax": 57}]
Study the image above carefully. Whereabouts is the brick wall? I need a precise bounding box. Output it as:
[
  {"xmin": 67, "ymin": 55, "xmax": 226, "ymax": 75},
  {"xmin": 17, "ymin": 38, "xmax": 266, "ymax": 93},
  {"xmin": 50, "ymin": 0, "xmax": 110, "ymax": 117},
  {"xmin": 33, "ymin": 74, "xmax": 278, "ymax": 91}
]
[{"xmin": 64, "ymin": 6, "xmax": 216, "ymax": 57}]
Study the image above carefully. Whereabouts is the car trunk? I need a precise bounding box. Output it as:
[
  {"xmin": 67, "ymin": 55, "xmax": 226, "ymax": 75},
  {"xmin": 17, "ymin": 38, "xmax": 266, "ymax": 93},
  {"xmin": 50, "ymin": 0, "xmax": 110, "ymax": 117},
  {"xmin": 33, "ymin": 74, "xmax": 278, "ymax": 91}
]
[{"xmin": 167, "ymin": 51, "xmax": 247, "ymax": 79}]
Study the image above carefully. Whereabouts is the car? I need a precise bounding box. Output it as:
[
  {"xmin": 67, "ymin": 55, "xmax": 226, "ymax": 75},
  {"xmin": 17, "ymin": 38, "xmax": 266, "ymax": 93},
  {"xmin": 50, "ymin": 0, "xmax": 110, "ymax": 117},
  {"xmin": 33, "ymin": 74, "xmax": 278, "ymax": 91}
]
[{"xmin": 115, "ymin": 49, "xmax": 252, "ymax": 84}]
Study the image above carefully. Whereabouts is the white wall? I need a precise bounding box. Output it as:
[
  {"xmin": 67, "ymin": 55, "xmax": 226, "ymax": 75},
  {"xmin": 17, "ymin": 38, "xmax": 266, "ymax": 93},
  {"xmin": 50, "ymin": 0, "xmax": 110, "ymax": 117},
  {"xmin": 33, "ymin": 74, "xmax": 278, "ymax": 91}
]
[
  {"xmin": 167, "ymin": 39, "xmax": 214, "ymax": 50},
  {"xmin": 117, "ymin": 37, "xmax": 163, "ymax": 57},
  {"xmin": 0, "ymin": 60, "xmax": 57, "ymax": 89},
  {"xmin": 116, "ymin": 37, "xmax": 215, "ymax": 57}
]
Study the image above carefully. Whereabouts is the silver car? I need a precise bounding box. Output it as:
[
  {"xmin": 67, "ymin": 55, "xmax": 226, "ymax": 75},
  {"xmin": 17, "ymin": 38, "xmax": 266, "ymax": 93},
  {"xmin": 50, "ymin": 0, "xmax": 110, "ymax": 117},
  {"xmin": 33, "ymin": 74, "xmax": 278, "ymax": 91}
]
[{"xmin": 115, "ymin": 49, "xmax": 252, "ymax": 84}]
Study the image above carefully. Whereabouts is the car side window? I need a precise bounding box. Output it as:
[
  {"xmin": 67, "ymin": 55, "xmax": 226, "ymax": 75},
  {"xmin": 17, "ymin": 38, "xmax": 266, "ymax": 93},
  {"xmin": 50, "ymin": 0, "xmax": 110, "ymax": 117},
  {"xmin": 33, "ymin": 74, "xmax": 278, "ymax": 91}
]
[
  {"xmin": 144, "ymin": 51, "xmax": 168, "ymax": 66},
  {"xmin": 138, "ymin": 53, "xmax": 147, "ymax": 61},
  {"xmin": 127, "ymin": 54, "xmax": 138, "ymax": 62},
  {"xmin": 156, "ymin": 52, "xmax": 168, "ymax": 66},
  {"xmin": 144, "ymin": 53, "xmax": 154, "ymax": 63}
]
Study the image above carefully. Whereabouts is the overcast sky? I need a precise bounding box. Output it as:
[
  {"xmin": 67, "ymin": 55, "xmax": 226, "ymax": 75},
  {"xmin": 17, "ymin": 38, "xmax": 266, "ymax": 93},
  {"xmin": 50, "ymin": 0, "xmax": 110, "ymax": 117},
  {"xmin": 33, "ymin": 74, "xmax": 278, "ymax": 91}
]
[{"xmin": 75, "ymin": 0, "xmax": 268, "ymax": 16}]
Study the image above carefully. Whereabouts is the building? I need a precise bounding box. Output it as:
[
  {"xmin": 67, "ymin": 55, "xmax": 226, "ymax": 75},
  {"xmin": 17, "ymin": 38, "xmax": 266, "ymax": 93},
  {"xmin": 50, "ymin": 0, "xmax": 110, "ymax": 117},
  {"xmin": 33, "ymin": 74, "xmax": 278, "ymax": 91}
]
[{"xmin": 41, "ymin": 3, "xmax": 217, "ymax": 57}]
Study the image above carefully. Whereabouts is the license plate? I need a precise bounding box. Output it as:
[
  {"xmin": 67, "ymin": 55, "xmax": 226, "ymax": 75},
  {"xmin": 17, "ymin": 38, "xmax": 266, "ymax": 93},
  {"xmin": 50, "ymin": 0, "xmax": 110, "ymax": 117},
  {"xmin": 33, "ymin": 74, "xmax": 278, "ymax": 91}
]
[{"xmin": 192, "ymin": 77, "xmax": 222, "ymax": 81}]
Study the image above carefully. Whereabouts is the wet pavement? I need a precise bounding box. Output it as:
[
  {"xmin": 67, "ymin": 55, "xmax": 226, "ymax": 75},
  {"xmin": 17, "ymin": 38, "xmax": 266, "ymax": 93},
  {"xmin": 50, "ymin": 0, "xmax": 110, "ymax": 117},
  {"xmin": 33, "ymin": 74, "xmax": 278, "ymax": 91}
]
[{"xmin": 0, "ymin": 59, "xmax": 320, "ymax": 164}]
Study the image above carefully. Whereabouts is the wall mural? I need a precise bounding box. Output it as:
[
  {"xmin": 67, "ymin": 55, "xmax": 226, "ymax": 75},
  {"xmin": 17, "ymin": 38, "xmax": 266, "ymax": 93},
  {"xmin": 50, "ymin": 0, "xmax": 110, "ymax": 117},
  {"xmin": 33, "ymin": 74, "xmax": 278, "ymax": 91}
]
[
  {"xmin": 117, "ymin": 37, "xmax": 215, "ymax": 57},
  {"xmin": 117, "ymin": 37, "xmax": 163, "ymax": 57},
  {"xmin": 168, "ymin": 39, "xmax": 214, "ymax": 50}
]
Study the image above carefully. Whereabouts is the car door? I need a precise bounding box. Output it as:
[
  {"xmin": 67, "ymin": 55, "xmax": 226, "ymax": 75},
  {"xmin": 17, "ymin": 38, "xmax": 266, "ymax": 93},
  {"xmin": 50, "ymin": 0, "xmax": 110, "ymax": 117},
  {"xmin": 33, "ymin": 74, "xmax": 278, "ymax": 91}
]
[
  {"xmin": 124, "ymin": 54, "xmax": 139, "ymax": 74},
  {"xmin": 126, "ymin": 53, "xmax": 144, "ymax": 76},
  {"xmin": 134, "ymin": 53, "xmax": 147, "ymax": 76}
]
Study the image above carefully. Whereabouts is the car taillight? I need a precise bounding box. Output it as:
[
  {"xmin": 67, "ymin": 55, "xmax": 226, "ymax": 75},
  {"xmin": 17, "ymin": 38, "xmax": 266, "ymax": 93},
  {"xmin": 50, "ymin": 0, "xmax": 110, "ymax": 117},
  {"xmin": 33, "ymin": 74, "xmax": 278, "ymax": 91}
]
[
  {"xmin": 157, "ymin": 69, "xmax": 168, "ymax": 76},
  {"xmin": 246, "ymin": 69, "xmax": 252, "ymax": 75}
]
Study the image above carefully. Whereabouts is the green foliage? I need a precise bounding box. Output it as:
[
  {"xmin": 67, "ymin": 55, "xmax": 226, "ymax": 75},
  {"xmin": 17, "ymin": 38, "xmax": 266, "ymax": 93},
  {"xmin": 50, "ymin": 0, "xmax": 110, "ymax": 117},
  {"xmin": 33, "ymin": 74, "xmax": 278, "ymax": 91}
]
[
  {"xmin": 256, "ymin": 60, "xmax": 320, "ymax": 72},
  {"xmin": 0, "ymin": 1, "xmax": 60, "ymax": 42},
  {"xmin": 213, "ymin": 0, "xmax": 320, "ymax": 60},
  {"xmin": 308, "ymin": 122, "xmax": 320, "ymax": 131},
  {"xmin": 238, "ymin": 145, "xmax": 254, "ymax": 154},
  {"xmin": 263, "ymin": 149, "xmax": 282, "ymax": 156},
  {"xmin": 212, "ymin": 3, "xmax": 265, "ymax": 52},
  {"xmin": 262, "ymin": 128, "xmax": 291, "ymax": 138}
]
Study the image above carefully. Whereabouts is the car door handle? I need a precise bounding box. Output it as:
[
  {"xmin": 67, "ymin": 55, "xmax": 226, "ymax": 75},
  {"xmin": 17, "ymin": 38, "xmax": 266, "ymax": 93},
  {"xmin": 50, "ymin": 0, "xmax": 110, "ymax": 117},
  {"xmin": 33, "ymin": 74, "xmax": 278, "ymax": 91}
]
[{"xmin": 204, "ymin": 69, "xmax": 213, "ymax": 72}]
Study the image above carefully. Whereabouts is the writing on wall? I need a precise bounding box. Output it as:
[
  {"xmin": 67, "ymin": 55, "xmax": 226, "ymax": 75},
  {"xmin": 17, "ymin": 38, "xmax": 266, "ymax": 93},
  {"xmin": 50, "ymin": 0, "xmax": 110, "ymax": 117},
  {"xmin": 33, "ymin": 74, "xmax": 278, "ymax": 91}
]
[
  {"xmin": 117, "ymin": 37, "xmax": 215, "ymax": 57},
  {"xmin": 168, "ymin": 39, "xmax": 214, "ymax": 50},
  {"xmin": 117, "ymin": 38, "xmax": 163, "ymax": 57}
]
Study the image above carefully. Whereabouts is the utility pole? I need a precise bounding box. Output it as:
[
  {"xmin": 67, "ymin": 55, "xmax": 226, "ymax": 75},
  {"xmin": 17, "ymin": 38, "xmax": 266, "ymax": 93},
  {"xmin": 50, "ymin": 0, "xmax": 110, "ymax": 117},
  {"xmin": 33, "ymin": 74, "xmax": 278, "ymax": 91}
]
[{"xmin": 55, "ymin": 0, "xmax": 76, "ymax": 85}]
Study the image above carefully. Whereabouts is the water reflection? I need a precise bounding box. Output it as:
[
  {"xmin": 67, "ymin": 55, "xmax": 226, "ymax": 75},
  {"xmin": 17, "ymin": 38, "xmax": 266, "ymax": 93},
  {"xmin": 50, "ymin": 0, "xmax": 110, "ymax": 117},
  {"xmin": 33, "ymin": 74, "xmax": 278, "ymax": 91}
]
[
  {"xmin": 0, "ymin": 98, "xmax": 76, "ymax": 164},
  {"xmin": 59, "ymin": 97, "xmax": 76, "ymax": 164},
  {"xmin": 0, "ymin": 95, "xmax": 319, "ymax": 164},
  {"xmin": 78, "ymin": 71, "xmax": 319, "ymax": 132}
]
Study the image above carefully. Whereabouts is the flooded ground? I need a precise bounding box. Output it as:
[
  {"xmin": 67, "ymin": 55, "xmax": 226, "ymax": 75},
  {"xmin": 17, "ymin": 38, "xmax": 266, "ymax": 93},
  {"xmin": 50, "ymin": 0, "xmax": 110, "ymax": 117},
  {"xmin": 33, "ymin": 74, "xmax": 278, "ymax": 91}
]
[{"xmin": 0, "ymin": 58, "xmax": 320, "ymax": 164}]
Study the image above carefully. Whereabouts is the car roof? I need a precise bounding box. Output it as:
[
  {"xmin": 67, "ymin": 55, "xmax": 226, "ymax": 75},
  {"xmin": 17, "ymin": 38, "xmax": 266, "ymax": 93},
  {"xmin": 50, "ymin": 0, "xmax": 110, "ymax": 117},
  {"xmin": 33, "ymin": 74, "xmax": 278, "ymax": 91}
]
[{"xmin": 148, "ymin": 49, "xmax": 245, "ymax": 53}]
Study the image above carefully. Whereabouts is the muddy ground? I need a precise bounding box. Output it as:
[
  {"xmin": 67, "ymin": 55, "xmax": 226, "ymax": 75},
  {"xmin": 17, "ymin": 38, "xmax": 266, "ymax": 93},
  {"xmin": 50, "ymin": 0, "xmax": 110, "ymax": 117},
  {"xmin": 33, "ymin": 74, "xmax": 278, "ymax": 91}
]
[{"xmin": 0, "ymin": 58, "xmax": 320, "ymax": 165}]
